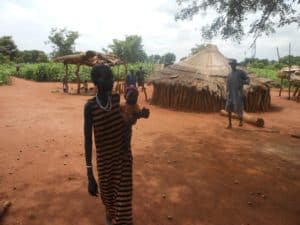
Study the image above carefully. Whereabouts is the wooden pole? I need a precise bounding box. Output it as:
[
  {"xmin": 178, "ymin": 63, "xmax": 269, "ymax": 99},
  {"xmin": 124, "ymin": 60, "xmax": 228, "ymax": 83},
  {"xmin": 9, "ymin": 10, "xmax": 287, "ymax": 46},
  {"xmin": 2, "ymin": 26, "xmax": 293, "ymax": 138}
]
[
  {"xmin": 288, "ymin": 43, "xmax": 291, "ymax": 100},
  {"xmin": 276, "ymin": 47, "xmax": 280, "ymax": 60},
  {"xmin": 64, "ymin": 64, "xmax": 69, "ymax": 93},
  {"xmin": 277, "ymin": 47, "xmax": 283, "ymax": 97},
  {"xmin": 293, "ymin": 87, "xmax": 299, "ymax": 97},
  {"xmin": 76, "ymin": 64, "xmax": 81, "ymax": 94},
  {"xmin": 279, "ymin": 78, "xmax": 283, "ymax": 97},
  {"xmin": 116, "ymin": 65, "xmax": 120, "ymax": 93}
]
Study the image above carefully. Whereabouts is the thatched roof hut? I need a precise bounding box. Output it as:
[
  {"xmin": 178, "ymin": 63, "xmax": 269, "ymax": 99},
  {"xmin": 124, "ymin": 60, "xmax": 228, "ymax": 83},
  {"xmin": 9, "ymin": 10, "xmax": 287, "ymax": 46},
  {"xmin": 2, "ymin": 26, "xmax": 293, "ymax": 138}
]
[{"xmin": 149, "ymin": 44, "xmax": 271, "ymax": 112}]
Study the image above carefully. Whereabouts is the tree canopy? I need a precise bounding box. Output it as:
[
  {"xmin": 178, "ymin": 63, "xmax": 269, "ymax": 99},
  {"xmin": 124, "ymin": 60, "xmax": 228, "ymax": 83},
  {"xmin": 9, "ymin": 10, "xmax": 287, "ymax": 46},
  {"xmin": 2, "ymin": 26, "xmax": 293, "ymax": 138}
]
[
  {"xmin": 0, "ymin": 36, "xmax": 18, "ymax": 61},
  {"xmin": 161, "ymin": 52, "xmax": 176, "ymax": 65},
  {"xmin": 46, "ymin": 28, "xmax": 79, "ymax": 57},
  {"xmin": 108, "ymin": 35, "xmax": 147, "ymax": 64},
  {"xmin": 148, "ymin": 54, "xmax": 162, "ymax": 64},
  {"xmin": 16, "ymin": 50, "xmax": 48, "ymax": 63},
  {"xmin": 175, "ymin": 0, "xmax": 300, "ymax": 44}
]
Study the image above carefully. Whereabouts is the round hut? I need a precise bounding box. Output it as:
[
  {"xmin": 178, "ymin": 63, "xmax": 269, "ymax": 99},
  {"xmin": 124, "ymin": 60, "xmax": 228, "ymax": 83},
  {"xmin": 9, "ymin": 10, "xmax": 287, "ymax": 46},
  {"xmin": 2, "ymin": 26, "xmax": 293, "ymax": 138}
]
[{"xmin": 150, "ymin": 44, "xmax": 271, "ymax": 112}]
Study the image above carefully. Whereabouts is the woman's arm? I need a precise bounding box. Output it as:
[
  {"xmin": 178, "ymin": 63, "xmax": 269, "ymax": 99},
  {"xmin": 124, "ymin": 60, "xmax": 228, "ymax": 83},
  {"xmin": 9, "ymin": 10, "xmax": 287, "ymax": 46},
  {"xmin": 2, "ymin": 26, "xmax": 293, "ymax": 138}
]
[{"xmin": 84, "ymin": 102, "xmax": 98, "ymax": 196}]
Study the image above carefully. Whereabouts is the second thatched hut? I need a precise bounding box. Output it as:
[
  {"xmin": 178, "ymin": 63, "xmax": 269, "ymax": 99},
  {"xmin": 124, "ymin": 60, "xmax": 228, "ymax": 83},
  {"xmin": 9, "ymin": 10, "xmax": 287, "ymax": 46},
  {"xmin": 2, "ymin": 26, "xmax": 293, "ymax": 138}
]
[{"xmin": 150, "ymin": 44, "xmax": 272, "ymax": 112}]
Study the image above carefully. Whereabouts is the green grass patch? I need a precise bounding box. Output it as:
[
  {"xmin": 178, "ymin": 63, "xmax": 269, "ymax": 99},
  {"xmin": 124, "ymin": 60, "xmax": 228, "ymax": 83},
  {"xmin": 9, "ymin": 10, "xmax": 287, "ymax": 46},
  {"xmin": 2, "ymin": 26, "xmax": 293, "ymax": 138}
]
[{"xmin": 249, "ymin": 67, "xmax": 289, "ymax": 87}]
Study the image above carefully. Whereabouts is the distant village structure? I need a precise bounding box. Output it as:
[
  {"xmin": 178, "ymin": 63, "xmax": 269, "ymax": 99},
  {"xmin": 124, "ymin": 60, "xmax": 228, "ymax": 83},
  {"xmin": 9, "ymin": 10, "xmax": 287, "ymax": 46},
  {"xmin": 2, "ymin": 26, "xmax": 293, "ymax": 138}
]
[
  {"xmin": 54, "ymin": 51, "xmax": 122, "ymax": 94},
  {"xmin": 150, "ymin": 44, "xmax": 272, "ymax": 112}
]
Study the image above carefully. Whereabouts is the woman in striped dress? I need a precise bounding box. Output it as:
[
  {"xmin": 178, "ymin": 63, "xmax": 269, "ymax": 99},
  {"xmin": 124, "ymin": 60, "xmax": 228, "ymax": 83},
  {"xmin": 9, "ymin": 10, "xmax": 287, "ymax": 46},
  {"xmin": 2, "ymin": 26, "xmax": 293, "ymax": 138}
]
[{"xmin": 84, "ymin": 65, "xmax": 133, "ymax": 225}]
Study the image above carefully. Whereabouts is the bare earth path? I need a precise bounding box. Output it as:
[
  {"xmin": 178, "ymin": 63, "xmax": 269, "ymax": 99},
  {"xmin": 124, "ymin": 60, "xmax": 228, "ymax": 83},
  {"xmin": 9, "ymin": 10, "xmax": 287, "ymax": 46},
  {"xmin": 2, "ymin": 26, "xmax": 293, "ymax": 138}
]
[{"xmin": 0, "ymin": 78, "xmax": 300, "ymax": 225}]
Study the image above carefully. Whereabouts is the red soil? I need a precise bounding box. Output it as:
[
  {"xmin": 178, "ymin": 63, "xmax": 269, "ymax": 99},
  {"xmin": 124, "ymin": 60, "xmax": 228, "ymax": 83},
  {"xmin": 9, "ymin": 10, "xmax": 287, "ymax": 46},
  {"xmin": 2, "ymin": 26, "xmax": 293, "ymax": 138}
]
[{"xmin": 0, "ymin": 78, "xmax": 299, "ymax": 225}]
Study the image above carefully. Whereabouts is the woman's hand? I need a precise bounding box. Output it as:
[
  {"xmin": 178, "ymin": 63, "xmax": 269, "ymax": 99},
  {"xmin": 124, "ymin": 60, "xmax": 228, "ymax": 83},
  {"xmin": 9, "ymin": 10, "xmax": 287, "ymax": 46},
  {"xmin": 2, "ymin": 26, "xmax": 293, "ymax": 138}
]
[
  {"xmin": 140, "ymin": 107, "xmax": 150, "ymax": 118},
  {"xmin": 87, "ymin": 169, "xmax": 98, "ymax": 196}
]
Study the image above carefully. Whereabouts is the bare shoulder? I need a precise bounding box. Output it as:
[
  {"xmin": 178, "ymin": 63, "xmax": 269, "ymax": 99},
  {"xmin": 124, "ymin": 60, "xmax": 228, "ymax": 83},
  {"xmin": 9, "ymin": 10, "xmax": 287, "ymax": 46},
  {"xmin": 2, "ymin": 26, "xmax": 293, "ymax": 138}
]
[{"xmin": 84, "ymin": 97, "xmax": 96, "ymax": 114}]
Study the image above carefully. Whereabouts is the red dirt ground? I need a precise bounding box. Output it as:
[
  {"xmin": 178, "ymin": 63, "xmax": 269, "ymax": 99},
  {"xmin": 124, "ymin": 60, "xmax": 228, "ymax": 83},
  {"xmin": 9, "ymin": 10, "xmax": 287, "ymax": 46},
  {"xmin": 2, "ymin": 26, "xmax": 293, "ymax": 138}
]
[{"xmin": 0, "ymin": 78, "xmax": 300, "ymax": 225}]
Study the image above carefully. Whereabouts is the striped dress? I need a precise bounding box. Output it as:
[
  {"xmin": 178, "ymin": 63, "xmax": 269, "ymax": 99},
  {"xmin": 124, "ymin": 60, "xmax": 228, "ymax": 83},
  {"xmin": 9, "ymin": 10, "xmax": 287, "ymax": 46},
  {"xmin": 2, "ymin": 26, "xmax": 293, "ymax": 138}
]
[{"xmin": 87, "ymin": 93, "xmax": 133, "ymax": 225}]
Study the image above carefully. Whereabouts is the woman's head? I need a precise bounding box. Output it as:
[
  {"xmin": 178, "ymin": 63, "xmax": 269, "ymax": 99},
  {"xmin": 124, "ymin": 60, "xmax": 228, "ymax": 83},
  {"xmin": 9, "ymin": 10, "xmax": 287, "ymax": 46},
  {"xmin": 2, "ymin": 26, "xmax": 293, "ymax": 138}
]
[{"xmin": 91, "ymin": 65, "xmax": 114, "ymax": 93}]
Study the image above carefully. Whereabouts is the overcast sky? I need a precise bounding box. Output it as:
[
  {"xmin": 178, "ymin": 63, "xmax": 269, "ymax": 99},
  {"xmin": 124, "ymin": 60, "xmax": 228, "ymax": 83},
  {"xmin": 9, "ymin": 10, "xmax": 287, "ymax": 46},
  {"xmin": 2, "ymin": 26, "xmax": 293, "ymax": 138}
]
[{"xmin": 0, "ymin": 0, "xmax": 299, "ymax": 61}]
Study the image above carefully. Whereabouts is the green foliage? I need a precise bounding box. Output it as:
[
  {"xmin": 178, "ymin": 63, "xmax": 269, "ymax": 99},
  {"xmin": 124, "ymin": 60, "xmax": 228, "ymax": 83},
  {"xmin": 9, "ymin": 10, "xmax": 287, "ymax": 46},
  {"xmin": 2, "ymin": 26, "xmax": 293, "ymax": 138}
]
[
  {"xmin": 241, "ymin": 55, "xmax": 300, "ymax": 70},
  {"xmin": 46, "ymin": 28, "xmax": 79, "ymax": 57},
  {"xmin": 0, "ymin": 64, "xmax": 15, "ymax": 85},
  {"xmin": 15, "ymin": 63, "xmax": 90, "ymax": 82},
  {"xmin": 175, "ymin": 0, "xmax": 300, "ymax": 43},
  {"xmin": 249, "ymin": 67, "xmax": 289, "ymax": 87},
  {"xmin": 0, "ymin": 36, "xmax": 18, "ymax": 61},
  {"xmin": 279, "ymin": 55, "xmax": 300, "ymax": 65},
  {"xmin": 1, "ymin": 62, "xmax": 152, "ymax": 84},
  {"xmin": 148, "ymin": 54, "xmax": 161, "ymax": 64},
  {"xmin": 0, "ymin": 53, "xmax": 10, "ymax": 64},
  {"xmin": 190, "ymin": 44, "xmax": 207, "ymax": 55},
  {"xmin": 108, "ymin": 35, "xmax": 147, "ymax": 63},
  {"xmin": 16, "ymin": 50, "xmax": 48, "ymax": 63},
  {"xmin": 112, "ymin": 63, "xmax": 153, "ymax": 81},
  {"xmin": 160, "ymin": 53, "xmax": 176, "ymax": 65}
]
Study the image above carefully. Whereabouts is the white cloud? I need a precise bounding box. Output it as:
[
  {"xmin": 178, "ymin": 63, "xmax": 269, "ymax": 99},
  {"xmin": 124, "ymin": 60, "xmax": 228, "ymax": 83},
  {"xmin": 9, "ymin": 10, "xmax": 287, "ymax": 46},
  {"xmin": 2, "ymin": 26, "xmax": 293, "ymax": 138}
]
[{"xmin": 0, "ymin": 0, "xmax": 299, "ymax": 62}]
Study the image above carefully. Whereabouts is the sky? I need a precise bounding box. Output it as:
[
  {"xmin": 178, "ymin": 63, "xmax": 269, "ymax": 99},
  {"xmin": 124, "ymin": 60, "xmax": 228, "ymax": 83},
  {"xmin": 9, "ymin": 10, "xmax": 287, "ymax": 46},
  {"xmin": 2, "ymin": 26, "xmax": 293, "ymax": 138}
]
[{"xmin": 0, "ymin": 0, "xmax": 299, "ymax": 62}]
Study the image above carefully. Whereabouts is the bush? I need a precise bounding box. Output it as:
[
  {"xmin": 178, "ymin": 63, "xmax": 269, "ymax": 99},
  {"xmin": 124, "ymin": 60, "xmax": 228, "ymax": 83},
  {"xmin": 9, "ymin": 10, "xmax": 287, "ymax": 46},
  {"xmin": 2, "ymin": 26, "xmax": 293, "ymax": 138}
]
[
  {"xmin": 0, "ymin": 64, "xmax": 14, "ymax": 85},
  {"xmin": 249, "ymin": 67, "xmax": 289, "ymax": 87}
]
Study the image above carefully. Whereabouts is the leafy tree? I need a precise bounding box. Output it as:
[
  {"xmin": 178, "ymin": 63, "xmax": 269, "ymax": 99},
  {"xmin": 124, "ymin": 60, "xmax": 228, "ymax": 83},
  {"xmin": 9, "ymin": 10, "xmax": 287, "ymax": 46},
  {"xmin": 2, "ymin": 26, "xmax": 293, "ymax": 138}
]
[
  {"xmin": 190, "ymin": 43, "xmax": 207, "ymax": 55},
  {"xmin": 46, "ymin": 28, "xmax": 79, "ymax": 57},
  {"xmin": 279, "ymin": 55, "xmax": 300, "ymax": 65},
  {"xmin": 0, "ymin": 53, "xmax": 10, "ymax": 64},
  {"xmin": 108, "ymin": 35, "xmax": 147, "ymax": 63},
  {"xmin": 0, "ymin": 36, "xmax": 18, "ymax": 61},
  {"xmin": 160, "ymin": 53, "xmax": 176, "ymax": 65},
  {"xmin": 148, "ymin": 54, "xmax": 162, "ymax": 63},
  {"xmin": 16, "ymin": 50, "xmax": 48, "ymax": 63},
  {"xmin": 175, "ymin": 0, "xmax": 300, "ymax": 44}
]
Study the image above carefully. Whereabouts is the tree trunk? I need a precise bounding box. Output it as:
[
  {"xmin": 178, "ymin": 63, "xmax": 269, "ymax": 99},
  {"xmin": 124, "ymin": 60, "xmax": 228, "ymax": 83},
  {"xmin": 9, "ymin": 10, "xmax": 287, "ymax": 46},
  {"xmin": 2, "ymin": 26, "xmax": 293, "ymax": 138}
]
[{"xmin": 76, "ymin": 64, "xmax": 81, "ymax": 94}]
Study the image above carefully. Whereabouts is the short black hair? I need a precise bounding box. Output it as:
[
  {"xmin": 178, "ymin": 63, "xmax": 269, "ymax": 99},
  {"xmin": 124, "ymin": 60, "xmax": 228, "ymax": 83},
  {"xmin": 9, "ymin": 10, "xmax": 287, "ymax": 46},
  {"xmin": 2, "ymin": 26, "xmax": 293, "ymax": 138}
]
[{"xmin": 91, "ymin": 65, "xmax": 113, "ymax": 85}]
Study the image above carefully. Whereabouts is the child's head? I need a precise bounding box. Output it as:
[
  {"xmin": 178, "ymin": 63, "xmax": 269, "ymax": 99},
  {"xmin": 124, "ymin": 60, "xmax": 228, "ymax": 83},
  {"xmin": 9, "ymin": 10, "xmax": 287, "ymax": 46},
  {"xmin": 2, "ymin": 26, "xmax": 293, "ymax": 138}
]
[
  {"xmin": 91, "ymin": 65, "xmax": 114, "ymax": 93},
  {"xmin": 125, "ymin": 85, "xmax": 138, "ymax": 105}
]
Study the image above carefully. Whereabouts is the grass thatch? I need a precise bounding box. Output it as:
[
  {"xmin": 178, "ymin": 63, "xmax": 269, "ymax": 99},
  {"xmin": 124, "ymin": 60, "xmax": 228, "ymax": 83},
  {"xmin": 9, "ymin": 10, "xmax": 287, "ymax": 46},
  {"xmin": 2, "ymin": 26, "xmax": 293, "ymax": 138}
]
[{"xmin": 149, "ymin": 64, "xmax": 272, "ymax": 112}]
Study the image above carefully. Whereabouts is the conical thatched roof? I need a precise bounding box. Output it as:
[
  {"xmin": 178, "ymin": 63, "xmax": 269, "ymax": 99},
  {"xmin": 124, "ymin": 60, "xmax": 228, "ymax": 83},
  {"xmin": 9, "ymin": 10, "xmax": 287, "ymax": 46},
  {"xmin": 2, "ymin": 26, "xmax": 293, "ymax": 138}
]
[
  {"xmin": 178, "ymin": 44, "xmax": 231, "ymax": 76},
  {"xmin": 150, "ymin": 44, "xmax": 272, "ymax": 112}
]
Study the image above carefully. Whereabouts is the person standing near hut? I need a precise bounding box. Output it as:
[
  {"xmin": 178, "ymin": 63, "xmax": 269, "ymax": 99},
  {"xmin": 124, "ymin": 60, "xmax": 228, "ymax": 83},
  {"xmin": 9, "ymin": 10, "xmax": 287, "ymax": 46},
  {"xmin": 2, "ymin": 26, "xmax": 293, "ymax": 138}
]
[
  {"xmin": 225, "ymin": 59, "xmax": 250, "ymax": 128},
  {"xmin": 84, "ymin": 65, "xmax": 133, "ymax": 225},
  {"xmin": 136, "ymin": 67, "xmax": 145, "ymax": 89},
  {"xmin": 136, "ymin": 67, "xmax": 148, "ymax": 101},
  {"xmin": 125, "ymin": 69, "xmax": 136, "ymax": 87}
]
